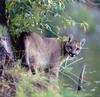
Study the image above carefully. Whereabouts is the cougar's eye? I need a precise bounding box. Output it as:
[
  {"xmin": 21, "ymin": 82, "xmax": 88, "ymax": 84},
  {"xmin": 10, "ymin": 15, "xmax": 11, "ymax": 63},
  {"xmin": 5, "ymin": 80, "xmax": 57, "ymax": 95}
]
[
  {"xmin": 68, "ymin": 46, "xmax": 72, "ymax": 51},
  {"xmin": 76, "ymin": 48, "xmax": 80, "ymax": 51}
]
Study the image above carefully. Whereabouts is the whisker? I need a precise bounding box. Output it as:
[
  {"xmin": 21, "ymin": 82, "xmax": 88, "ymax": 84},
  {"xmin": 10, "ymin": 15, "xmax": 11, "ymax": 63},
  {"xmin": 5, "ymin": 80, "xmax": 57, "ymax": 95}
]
[
  {"xmin": 60, "ymin": 71, "xmax": 78, "ymax": 85},
  {"xmin": 70, "ymin": 72, "xmax": 88, "ymax": 83},
  {"xmin": 66, "ymin": 57, "xmax": 84, "ymax": 67},
  {"xmin": 82, "ymin": 47, "xmax": 89, "ymax": 49}
]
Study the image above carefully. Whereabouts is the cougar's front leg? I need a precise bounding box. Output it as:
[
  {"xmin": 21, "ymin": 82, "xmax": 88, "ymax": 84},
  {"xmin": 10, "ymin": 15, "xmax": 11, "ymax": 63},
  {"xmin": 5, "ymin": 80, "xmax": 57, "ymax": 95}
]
[
  {"xmin": 50, "ymin": 65, "xmax": 60, "ymax": 78},
  {"xmin": 25, "ymin": 40, "xmax": 31, "ymax": 70},
  {"xmin": 30, "ymin": 64, "xmax": 37, "ymax": 75},
  {"xmin": 29, "ymin": 56, "xmax": 37, "ymax": 75},
  {"xmin": 45, "ymin": 65, "xmax": 60, "ymax": 78}
]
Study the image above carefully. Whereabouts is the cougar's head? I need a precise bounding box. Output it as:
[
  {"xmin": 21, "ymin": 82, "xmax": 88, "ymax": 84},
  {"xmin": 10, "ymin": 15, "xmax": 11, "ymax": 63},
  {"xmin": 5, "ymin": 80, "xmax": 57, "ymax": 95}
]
[{"xmin": 65, "ymin": 35, "xmax": 86, "ymax": 57}]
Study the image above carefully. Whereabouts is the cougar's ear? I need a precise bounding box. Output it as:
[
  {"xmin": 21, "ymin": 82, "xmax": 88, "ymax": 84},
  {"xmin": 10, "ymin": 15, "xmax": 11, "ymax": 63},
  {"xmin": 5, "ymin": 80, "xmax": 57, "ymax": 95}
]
[
  {"xmin": 80, "ymin": 38, "xmax": 86, "ymax": 47},
  {"xmin": 68, "ymin": 34, "xmax": 73, "ymax": 42}
]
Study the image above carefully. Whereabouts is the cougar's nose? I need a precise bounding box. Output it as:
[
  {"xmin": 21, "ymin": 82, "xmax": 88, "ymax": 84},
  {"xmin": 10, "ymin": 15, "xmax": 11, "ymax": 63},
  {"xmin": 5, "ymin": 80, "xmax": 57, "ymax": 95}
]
[{"xmin": 69, "ymin": 53, "xmax": 76, "ymax": 57}]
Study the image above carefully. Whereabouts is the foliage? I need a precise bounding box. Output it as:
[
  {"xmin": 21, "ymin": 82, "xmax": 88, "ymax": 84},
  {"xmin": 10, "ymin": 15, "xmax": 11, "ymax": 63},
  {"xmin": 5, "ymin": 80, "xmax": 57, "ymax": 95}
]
[
  {"xmin": 66, "ymin": 6, "xmax": 95, "ymax": 32},
  {"xmin": 13, "ymin": 66, "xmax": 89, "ymax": 97},
  {"xmin": 5, "ymin": 0, "xmax": 88, "ymax": 40},
  {"xmin": 0, "ymin": 57, "xmax": 92, "ymax": 97},
  {"xmin": 0, "ymin": 64, "xmax": 89, "ymax": 97},
  {"xmin": 0, "ymin": 24, "xmax": 3, "ymax": 37},
  {"xmin": 6, "ymin": 0, "xmax": 65, "ymax": 38},
  {"xmin": 0, "ymin": 24, "xmax": 9, "ymax": 37}
]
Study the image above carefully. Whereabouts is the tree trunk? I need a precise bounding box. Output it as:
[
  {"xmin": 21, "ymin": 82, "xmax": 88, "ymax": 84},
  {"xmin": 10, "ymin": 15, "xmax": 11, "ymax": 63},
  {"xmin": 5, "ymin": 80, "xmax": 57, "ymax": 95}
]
[{"xmin": 0, "ymin": 0, "xmax": 14, "ymax": 61}]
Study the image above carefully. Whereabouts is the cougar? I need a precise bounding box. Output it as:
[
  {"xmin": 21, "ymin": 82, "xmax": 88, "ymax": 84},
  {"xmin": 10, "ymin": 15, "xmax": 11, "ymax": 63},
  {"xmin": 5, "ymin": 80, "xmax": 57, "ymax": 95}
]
[{"xmin": 19, "ymin": 32, "xmax": 86, "ymax": 78}]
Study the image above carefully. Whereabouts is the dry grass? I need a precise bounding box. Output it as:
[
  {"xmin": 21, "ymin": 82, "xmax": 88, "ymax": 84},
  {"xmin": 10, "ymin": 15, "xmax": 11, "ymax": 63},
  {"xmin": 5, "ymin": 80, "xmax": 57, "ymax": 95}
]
[{"xmin": 0, "ymin": 63, "xmax": 90, "ymax": 97}]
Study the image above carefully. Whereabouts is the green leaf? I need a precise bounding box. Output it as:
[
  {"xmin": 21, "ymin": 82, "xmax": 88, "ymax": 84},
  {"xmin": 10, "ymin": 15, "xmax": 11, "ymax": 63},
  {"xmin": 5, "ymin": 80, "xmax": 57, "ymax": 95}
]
[
  {"xmin": 80, "ymin": 21, "xmax": 89, "ymax": 32},
  {"xmin": 63, "ymin": 67, "xmax": 73, "ymax": 73},
  {"xmin": 62, "ymin": 36, "xmax": 69, "ymax": 41},
  {"xmin": 94, "ymin": 81, "xmax": 100, "ymax": 84}
]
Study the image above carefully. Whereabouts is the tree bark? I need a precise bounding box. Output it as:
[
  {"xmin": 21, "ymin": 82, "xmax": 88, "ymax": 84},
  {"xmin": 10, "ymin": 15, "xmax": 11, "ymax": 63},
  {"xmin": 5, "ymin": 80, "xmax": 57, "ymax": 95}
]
[{"xmin": 0, "ymin": 0, "xmax": 14, "ymax": 61}]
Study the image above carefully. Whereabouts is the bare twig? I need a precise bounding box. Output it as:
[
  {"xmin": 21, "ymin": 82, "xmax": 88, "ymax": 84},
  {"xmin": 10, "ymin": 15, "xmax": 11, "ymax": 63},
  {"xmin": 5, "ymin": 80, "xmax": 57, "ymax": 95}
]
[
  {"xmin": 60, "ymin": 71, "xmax": 78, "ymax": 85},
  {"xmin": 81, "ymin": 0, "xmax": 100, "ymax": 6},
  {"xmin": 77, "ymin": 64, "xmax": 87, "ymax": 91},
  {"xmin": 66, "ymin": 57, "xmax": 84, "ymax": 67}
]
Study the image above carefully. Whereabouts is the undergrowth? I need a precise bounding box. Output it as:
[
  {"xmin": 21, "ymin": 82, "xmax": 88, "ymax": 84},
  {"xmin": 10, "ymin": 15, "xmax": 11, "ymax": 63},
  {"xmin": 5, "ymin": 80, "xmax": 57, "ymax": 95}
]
[
  {"xmin": 6, "ymin": 65, "xmax": 89, "ymax": 97},
  {"xmin": 0, "ymin": 58, "xmax": 92, "ymax": 97}
]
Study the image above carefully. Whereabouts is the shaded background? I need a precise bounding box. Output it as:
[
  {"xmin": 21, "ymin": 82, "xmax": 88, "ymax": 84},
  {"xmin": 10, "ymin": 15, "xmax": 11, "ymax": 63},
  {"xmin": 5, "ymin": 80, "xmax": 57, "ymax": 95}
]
[{"xmin": 62, "ymin": 1, "xmax": 100, "ymax": 97}]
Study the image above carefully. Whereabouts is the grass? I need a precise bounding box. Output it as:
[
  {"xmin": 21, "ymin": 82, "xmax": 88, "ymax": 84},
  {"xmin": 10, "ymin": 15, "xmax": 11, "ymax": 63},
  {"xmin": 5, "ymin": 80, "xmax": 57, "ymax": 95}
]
[
  {"xmin": 0, "ymin": 63, "xmax": 90, "ymax": 97},
  {"xmin": 9, "ymin": 65, "xmax": 88, "ymax": 97}
]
